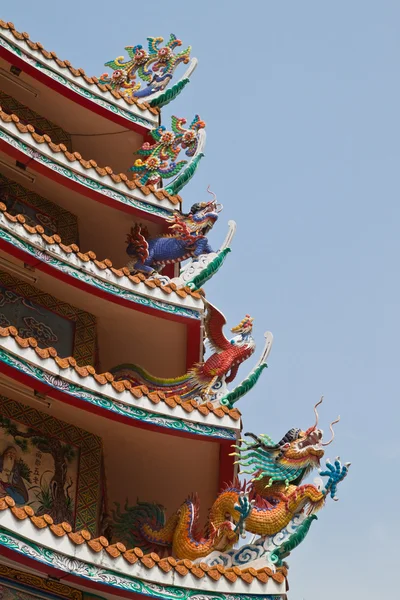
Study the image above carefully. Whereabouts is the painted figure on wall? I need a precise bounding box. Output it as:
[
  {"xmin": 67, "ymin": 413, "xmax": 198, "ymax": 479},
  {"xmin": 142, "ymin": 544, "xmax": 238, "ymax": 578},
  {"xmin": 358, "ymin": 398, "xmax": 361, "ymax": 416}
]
[
  {"xmin": 0, "ymin": 446, "xmax": 29, "ymax": 504},
  {"xmin": 0, "ymin": 414, "xmax": 79, "ymax": 523}
]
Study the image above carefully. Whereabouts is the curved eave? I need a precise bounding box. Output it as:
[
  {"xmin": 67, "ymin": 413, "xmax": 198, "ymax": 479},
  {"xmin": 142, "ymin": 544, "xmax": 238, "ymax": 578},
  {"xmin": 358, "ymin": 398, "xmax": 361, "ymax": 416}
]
[
  {"xmin": 0, "ymin": 23, "xmax": 160, "ymax": 131},
  {"xmin": 0, "ymin": 213, "xmax": 203, "ymax": 323},
  {"xmin": 0, "ymin": 516, "xmax": 287, "ymax": 599},
  {"xmin": 0, "ymin": 118, "xmax": 180, "ymax": 223},
  {"xmin": 0, "ymin": 333, "xmax": 241, "ymax": 440}
]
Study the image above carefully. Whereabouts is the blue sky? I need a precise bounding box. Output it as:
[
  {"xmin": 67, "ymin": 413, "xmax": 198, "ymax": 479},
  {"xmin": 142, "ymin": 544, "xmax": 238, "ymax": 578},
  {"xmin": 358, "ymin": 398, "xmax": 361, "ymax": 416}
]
[{"xmin": 4, "ymin": 1, "xmax": 399, "ymax": 598}]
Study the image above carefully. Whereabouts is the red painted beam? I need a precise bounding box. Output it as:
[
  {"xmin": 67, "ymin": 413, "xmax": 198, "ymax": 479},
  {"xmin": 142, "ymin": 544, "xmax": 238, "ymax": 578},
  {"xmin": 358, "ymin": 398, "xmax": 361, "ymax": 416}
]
[
  {"xmin": 0, "ymin": 547, "xmax": 159, "ymax": 600},
  {"xmin": 218, "ymin": 439, "xmax": 237, "ymax": 491},
  {"xmin": 0, "ymin": 236, "xmax": 201, "ymax": 330},
  {"xmin": 0, "ymin": 236, "xmax": 202, "ymax": 368},
  {"xmin": 0, "ymin": 139, "xmax": 170, "ymax": 225},
  {"xmin": 0, "ymin": 359, "xmax": 229, "ymax": 444},
  {"xmin": 0, "ymin": 45, "xmax": 157, "ymax": 135}
]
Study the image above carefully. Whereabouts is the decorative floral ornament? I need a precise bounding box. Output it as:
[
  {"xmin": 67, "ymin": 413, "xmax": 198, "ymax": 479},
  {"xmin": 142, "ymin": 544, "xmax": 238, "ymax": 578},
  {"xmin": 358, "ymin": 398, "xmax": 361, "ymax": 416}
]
[
  {"xmin": 99, "ymin": 34, "xmax": 191, "ymax": 99},
  {"xmin": 131, "ymin": 115, "xmax": 205, "ymax": 186}
]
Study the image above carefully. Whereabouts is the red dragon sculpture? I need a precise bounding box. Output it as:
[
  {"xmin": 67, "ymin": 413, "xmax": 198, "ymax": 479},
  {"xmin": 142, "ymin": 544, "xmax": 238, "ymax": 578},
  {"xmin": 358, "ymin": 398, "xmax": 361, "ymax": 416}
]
[{"xmin": 110, "ymin": 302, "xmax": 256, "ymax": 399}]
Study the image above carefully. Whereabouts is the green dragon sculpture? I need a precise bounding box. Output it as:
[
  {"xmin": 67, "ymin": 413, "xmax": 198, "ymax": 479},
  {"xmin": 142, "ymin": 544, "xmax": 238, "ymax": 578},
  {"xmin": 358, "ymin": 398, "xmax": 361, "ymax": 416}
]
[{"xmin": 111, "ymin": 398, "xmax": 350, "ymax": 561}]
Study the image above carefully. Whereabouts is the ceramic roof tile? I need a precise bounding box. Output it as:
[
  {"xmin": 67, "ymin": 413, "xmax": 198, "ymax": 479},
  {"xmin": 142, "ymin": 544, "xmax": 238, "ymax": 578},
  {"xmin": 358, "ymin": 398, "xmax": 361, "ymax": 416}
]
[
  {"xmin": 0, "ymin": 202, "xmax": 204, "ymax": 301},
  {"xmin": 0, "ymin": 20, "xmax": 159, "ymax": 114},
  {"xmin": 0, "ymin": 325, "xmax": 241, "ymax": 421},
  {"xmin": 0, "ymin": 105, "xmax": 181, "ymax": 206},
  {"xmin": 0, "ymin": 495, "xmax": 287, "ymax": 587}
]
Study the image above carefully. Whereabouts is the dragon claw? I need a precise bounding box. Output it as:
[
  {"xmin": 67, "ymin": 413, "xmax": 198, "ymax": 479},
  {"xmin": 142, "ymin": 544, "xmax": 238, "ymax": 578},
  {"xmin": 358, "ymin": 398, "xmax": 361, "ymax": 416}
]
[
  {"xmin": 319, "ymin": 457, "xmax": 350, "ymax": 500},
  {"xmin": 233, "ymin": 492, "xmax": 252, "ymax": 536}
]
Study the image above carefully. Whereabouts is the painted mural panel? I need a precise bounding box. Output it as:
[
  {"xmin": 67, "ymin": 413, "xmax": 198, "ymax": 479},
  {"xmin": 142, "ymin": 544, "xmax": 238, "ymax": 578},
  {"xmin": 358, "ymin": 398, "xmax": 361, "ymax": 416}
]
[
  {"xmin": 0, "ymin": 584, "xmax": 46, "ymax": 600},
  {"xmin": 0, "ymin": 171, "xmax": 78, "ymax": 245},
  {"xmin": 0, "ymin": 397, "xmax": 103, "ymax": 534},
  {"xmin": 0, "ymin": 565, "xmax": 82, "ymax": 600},
  {"xmin": 0, "ymin": 282, "xmax": 75, "ymax": 357},
  {"xmin": 0, "ymin": 412, "xmax": 79, "ymax": 523},
  {"xmin": 0, "ymin": 91, "xmax": 73, "ymax": 150},
  {"xmin": 0, "ymin": 272, "xmax": 97, "ymax": 367}
]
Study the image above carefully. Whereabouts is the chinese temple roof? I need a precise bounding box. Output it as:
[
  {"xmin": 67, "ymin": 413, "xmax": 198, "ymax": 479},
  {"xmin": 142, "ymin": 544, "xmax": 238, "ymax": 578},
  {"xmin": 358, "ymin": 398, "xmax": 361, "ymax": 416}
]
[
  {"xmin": 0, "ymin": 495, "xmax": 287, "ymax": 588},
  {"xmin": 0, "ymin": 325, "xmax": 241, "ymax": 422},
  {"xmin": 0, "ymin": 105, "xmax": 182, "ymax": 207},
  {"xmin": 0, "ymin": 20, "xmax": 160, "ymax": 114},
  {"xmin": 0, "ymin": 202, "xmax": 203, "ymax": 302}
]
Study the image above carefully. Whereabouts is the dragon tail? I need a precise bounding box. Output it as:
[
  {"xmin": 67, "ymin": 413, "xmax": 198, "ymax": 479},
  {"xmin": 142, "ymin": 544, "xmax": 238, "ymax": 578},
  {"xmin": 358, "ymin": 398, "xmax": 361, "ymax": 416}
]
[
  {"xmin": 110, "ymin": 363, "xmax": 200, "ymax": 396},
  {"xmin": 126, "ymin": 224, "xmax": 150, "ymax": 262},
  {"xmin": 112, "ymin": 500, "xmax": 177, "ymax": 556}
]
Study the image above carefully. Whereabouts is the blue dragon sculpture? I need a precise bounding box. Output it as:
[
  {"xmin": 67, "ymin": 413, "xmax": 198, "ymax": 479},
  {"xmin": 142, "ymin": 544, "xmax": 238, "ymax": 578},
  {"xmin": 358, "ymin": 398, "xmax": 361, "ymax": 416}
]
[{"xmin": 126, "ymin": 192, "xmax": 222, "ymax": 275}]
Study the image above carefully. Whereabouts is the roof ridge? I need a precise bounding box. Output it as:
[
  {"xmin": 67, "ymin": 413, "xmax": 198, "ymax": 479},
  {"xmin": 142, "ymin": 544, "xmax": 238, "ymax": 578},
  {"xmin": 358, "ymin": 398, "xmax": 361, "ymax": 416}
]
[
  {"xmin": 0, "ymin": 494, "xmax": 285, "ymax": 586},
  {"xmin": 0, "ymin": 20, "xmax": 159, "ymax": 114},
  {"xmin": 0, "ymin": 104, "xmax": 181, "ymax": 205},
  {"xmin": 0, "ymin": 202, "xmax": 202, "ymax": 300},
  {"xmin": 0, "ymin": 325, "xmax": 241, "ymax": 421}
]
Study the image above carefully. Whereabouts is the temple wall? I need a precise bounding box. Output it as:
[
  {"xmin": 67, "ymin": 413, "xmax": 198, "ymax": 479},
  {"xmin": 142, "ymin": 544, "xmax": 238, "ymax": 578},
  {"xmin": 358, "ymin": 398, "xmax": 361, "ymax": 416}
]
[{"xmin": 0, "ymin": 396, "xmax": 103, "ymax": 534}]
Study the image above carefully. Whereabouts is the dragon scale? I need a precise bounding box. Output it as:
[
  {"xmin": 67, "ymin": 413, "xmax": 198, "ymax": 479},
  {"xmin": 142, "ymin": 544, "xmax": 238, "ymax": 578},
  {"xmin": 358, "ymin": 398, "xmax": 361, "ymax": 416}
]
[{"xmin": 111, "ymin": 400, "xmax": 349, "ymax": 561}]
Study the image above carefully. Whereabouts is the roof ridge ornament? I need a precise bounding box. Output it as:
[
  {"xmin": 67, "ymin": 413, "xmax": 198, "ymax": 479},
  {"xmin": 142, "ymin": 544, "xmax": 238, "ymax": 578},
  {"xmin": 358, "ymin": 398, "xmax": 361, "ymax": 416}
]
[
  {"xmin": 218, "ymin": 331, "xmax": 273, "ymax": 409},
  {"xmin": 99, "ymin": 34, "xmax": 196, "ymax": 106},
  {"xmin": 125, "ymin": 188, "xmax": 221, "ymax": 277},
  {"xmin": 170, "ymin": 219, "xmax": 237, "ymax": 291},
  {"xmin": 108, "ymin": 407, "xmax": 349, "ymax": 563},
  {"xmin": 110, "ymin": 301, "xmax": 259, "ymax": 402},
  {"xmin": 130, "ymin": 115, "xmax": 205, "ymax": 189}
]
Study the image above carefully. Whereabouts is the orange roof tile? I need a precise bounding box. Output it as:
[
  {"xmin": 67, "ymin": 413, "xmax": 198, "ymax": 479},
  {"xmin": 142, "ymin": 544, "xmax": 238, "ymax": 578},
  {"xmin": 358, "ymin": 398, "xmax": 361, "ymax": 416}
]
[
  {"xmin": 0, "ymin": 105, "xmax": 182, "ymax": 206},
  {"xmin": 0, "ymin": 21, "xmax": 159, "ymax": 115},
  {"xmin": 0, "ymin": 325, "xmax": 241, "ymax": 422},
  {"xmin": 0, "ymin": 495, "xmax": 285, "ymax": 586},
  {"xmin": 0, "ymin": 202, "xmax": 202, "ymax": 301}
]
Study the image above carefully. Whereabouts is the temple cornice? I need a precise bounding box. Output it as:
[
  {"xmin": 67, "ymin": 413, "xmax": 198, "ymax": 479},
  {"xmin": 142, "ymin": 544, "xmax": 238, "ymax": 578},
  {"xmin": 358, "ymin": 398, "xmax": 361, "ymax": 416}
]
[
  {"xmin": 0, "ymin": 504, "xmax": 287, "ymax": 597},
  {"xmin": 0, "ymin": 327, "xmax": 241, "ymax": 438},
  {"xmin": 0, "ymin": 20, "xmax": 160, "ymax": 130},
  {"xmin": 0, "ymin": 206, "xmax": 204, "ymax": 318},
  {"xmin": 0, "ymin": 112, "xmax": 182, "ymax": 220}
]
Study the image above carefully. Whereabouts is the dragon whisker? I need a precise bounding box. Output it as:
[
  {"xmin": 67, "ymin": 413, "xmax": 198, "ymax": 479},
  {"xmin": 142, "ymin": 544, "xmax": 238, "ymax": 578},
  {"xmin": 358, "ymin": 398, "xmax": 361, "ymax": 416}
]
[
  {"xmin": 305, "ymin": 396, "xmax": 324, "ymax": 435},
  {"xmin": 322, "ymin": 416, "xmax": 340, "ymax": 446}
]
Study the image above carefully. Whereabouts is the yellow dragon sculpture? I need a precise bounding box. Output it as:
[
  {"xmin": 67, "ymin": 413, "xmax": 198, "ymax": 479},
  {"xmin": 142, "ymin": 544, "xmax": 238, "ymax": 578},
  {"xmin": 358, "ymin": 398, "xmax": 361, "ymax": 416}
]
[{"xmin": 112, "ymin": 399, "xmax": 349, "ymax": 560}]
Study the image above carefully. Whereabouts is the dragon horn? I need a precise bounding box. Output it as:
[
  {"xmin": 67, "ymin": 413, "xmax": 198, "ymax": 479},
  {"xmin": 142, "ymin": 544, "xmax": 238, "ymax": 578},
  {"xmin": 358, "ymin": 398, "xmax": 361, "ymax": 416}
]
[
  {"xmin": 244, "ymin": 432, "xmax": 281, "ymax": 451},
  {"xmin": 322, "ymin": 416, "xmax": 340, "ymax": 446},
  {"xmin": 206, "ymin": 184, "xmax": 217, "ymax": 204},
  {"xmin": 306, "ymin": 396, "xmax": 324, "ymax": 434}
]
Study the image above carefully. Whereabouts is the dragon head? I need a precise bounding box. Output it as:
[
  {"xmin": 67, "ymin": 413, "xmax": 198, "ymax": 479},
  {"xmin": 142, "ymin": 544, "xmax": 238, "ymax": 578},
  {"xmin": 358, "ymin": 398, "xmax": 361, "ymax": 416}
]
[
  {"xmin": 231, "ymin": 314, "xmax": 254, "ymax": 337},
  {"xmin": 233, "ymin": 397, "xmax": 340, "ymax": 487},
  {"xmin": 179, "ymin": 187, "xmax": 223, "ymax": 236}
]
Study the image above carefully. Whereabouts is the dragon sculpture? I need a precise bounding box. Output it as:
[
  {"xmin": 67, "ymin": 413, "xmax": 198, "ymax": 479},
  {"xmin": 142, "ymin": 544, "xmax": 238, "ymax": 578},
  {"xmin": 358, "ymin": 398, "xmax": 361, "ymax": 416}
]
[
  {"xmin": 131, "ymin": 115, "xmax": 205, "ymax": 186},
  {"xmin": 111, "ymin": 398, "xmax": 350, "ymax": 561},
  {"xmin": 111, "ymin": 301, "xmax": 256, "ymax": 400},
  {"xmin": 126, "ymin": 189, "xmax": 221, "ymax": 275},
  {"xmin": 99, "ymin": 34, "xmax": 191, "ymax": 99}
]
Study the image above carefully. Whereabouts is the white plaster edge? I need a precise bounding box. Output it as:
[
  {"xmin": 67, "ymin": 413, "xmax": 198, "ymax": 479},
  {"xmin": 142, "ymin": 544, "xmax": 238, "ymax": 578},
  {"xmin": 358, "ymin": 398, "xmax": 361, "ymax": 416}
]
[
  {"xmin": 0, "ymin": 120, "xmax": 177, "ymax": 215},
  {"xmin": 0, "ymin": 215, "xmax": 204, "ymax": 313},
  {"xmin": 0, "ymin": 29, "xmax": 159, "ymax": 127},
  {"xmin": 0, "ymin": 511, "xmax": 285, "ymax": 596},
  {"xmin": 0, "ymin": 335, "xmax": 241, "ymax": 432}
]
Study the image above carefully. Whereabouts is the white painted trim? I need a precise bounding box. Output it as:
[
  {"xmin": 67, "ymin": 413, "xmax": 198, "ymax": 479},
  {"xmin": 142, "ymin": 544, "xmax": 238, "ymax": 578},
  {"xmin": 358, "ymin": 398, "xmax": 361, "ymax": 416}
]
[
  {"xmin": 0, "ymin": 119, "xmax": 176, "ymax": 214},
  {"xmin": 0, "ymin": 28, "xmax": 159, "ymax": 128},
  {"xmin": 0, "ymin": 213, "xmax": 204, "ymax": 313},
  {"xmin": 0, "ymin": 511, "xmax": 284, "ymax": 596},
  {"xmin": 0, "ymin": 335, "xmax": 241, "ymax": 432}
]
